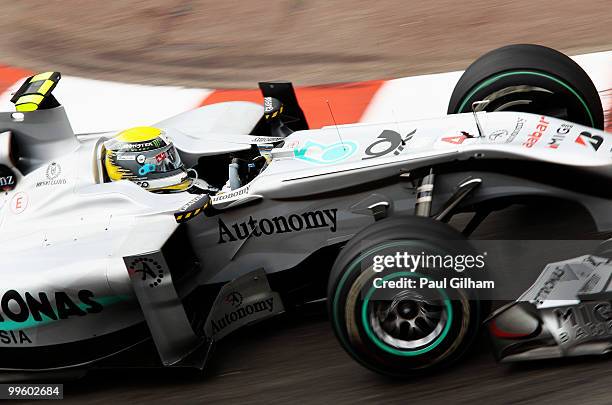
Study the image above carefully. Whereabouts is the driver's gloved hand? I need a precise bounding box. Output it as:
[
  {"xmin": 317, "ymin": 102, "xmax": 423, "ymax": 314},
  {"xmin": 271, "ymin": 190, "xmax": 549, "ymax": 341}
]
[
  {"xmin": 252, "ymin": 155, "xmax": 267, "ymax": 170},
  {"xmin": 188, "ymin": 177, "xmax": 218, "ymax": 195}
]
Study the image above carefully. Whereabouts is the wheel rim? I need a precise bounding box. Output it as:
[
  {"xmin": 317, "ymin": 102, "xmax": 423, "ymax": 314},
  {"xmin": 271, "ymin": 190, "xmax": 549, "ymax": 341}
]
[
  {"xmin": 369, "ymin": 289, "xmax": 448, "ymax": 350},
  {"xmin": 457, "ymin": 70, "xmax": 595, "ymax": 127},
  {"xmin": 360, "ymin": 272, "xmax": 454, "ymax": 357}
]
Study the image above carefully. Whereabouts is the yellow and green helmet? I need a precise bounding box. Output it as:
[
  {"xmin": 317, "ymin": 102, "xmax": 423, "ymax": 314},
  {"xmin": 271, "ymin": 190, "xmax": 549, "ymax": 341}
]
[{"xmin": 104, "ymin": 126, "xmax": 190, "ymax": 192}]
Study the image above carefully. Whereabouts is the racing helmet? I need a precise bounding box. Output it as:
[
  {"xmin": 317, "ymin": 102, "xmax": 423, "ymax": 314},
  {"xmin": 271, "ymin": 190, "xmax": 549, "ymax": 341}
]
[{"xmin": 104, "ymin": 126, "xmax": 190, "ymax": 192}]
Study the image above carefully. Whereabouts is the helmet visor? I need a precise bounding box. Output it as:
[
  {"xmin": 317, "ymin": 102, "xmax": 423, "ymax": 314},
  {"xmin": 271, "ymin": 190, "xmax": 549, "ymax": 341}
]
[{"xmin": 115, "ymin": 144, "xmax": 183, "ymax": 177}]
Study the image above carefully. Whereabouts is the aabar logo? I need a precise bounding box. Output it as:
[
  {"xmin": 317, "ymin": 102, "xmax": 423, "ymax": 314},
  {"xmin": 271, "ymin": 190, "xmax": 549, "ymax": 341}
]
[
  {"xmin": 523, "ymin": 116, "xmax": 549, "ymax": 148},
  {"xmin": 575, "ymin": 131, "xmax": 603, "ymax": 151},
  {"xmin": 217, "ymin": 209, "xmax": 338, "ymax": 244}
]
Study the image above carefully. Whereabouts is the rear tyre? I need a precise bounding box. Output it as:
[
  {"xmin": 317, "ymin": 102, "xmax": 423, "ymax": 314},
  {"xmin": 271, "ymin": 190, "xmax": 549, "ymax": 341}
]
[
  {"xmin": 328, "ymin": 217, "xmax": 484, "ymax": 377},
  {"xmin": 448, "ymin": 44, "xmax": 604, "ymax": 129}
]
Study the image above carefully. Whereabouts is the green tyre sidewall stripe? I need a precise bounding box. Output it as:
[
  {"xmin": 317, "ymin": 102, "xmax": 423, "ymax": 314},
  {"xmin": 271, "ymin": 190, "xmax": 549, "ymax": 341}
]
[
  {"xmin": 456, "ymin": 70, "xmax": 595, "ymax": 128},
  {"xmin": 332, "ymin": 240, "xmax": 454, "ymax": 361},
  {"xmin": 361, "ymin": 271, "xmax": 452, "ymax": 356}
]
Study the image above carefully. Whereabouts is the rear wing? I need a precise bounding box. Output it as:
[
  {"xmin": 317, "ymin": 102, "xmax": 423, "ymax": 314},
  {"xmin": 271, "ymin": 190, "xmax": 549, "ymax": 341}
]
[{"xmin": 10, "ymin": 71, "xmax": 61, "ymax": 112}]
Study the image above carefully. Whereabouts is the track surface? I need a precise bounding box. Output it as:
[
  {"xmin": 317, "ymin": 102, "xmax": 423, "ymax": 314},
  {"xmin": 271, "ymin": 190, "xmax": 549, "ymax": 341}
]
[
  {"xmin": 5, "ymin": 2, "xmax": 612, "ymax": 404},
  {"xmin": 1, "ymin": 1, "xmax": 612, "ymax": 87}
]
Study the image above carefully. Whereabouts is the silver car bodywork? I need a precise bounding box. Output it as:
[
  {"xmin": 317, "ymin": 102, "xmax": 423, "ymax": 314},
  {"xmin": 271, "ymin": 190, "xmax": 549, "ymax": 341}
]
[{"xmin": 1, "ymin": 90, "xmax": 612, "ymax": 373}]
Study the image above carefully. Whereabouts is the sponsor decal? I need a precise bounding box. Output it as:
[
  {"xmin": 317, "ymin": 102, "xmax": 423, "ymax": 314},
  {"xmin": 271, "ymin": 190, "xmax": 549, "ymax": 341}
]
[
  {"xmin": 211, "ymin": 185, "xmax": 250, "ymax": 204},
  {"xmin": 487, "ymin": 129, "xmax": 508, "ymax": 143},
  {"xmin": 0, "ymin": 165, "xmax": 17, "ymax": 192},
  {"xmin": 217, "ymin": 208, "xmax": 338, "ymax": 244},
  {"xmin": 575, "ymin": 131, "xmax": 603, "ymax": 151},
  {"xmin": 264, "ymin": 97, "xmax": 274, "ymax": 113},
  {"xmin": 178, "ymin": 194, "xmax": 209, "ymax": 212},
  {"xmin": 489, "ymin": 118, "xmax": 527, "ymax": 144},
  {"xmin": 36, "ymin": 162, "xmax": 67, "ymax": 187},
  {"xmin": 522, "ymin": 116, "xmax": 549, "ymax": 148},
  {"xmin": 533, "ymin": 268, "xmax": 565, "ymax": 303},
  {"xmin": 442, "ymin": 134, "xmax": 467, "ymax": 144},
  {"xmin": 442, "ymin": 131, "xmax": 475, "ymax": 145},
  {"xmin": 554, "ymin": 302, "xmax": 612, "ymax": 344},
  {"xmin": 509, "ymin": 118, "xmax": 526, "ymax": 143},
  {"xmin": 224, "ymin": 291, "xmax": 243, "ymax": 308},
  {"xmin": 294, "ymin": 141, "xmax": 358, "ymax": 164},
  {"xmin": 548, "ymin": 123, "xmax": 572, "ymax": 149},
  {"xmin": 0, "ymin": 290, "xmax": 103, "ymax": 328},
  {"xmin": 487, "ymin": 118, "xmax": 526, "ymax": 144},
  {"xmin": 0, "ymin": 175, "xmax": 15, "ymax": 190},
  {"xmin": 138, "ymin": 163, "xmax": 156, "ymax": 176},
  {"xmin": 10, "ymin": 192, "xmax": 28, "ymax": 214},
  {"xmin": 127, "ymin": 257, "xmax": 165, "ymax": 288},
  {"xmin": 46, "ymin": 162, "xmax": 61, "ymax": 180},
  {"xmin": 250, "ymin": 136, "xmax": 285, "ymax": 143},
  {"xmin": 119, "ymin": 139, "xmax": 163, "ymax": 151},
  {"xmin": 285, "ymin": 140, "xmax": 300, "ymax": 149},
  {"xmin": 155, "ymin": 151, "xmax": 167, "ymax": 162},
  {"xmin": 363, "ymin": 129, "xmax": 415, "ymax": 160},
  {"xmin": 578, "ymin": 273, "xmax": 601, "ymax": 293},
  {"xmin": 210, "ymin": 294, "xmax": 275, "ymax": 335},
  {"xmin": 174, "ymin": 194, "xmax": 209, "ymax": 223},
  {"xmin": 0, "ymin": 330, "xmax": 32, "ymax": 345}
]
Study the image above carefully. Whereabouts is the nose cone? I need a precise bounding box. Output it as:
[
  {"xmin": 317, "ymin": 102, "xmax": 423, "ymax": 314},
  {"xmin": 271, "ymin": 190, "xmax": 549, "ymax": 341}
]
[
  {"xmin": 485, "ymin": 301, "xmax": 558, "ymax": 362},
  {"xmin": 488, "ymin": 301, "xmax": 541, "ymax": 339}
]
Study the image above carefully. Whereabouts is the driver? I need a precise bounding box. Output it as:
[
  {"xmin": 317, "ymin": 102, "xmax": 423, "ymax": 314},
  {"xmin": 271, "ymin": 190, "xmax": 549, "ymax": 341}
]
[{"xmin": 103, "ymin": 126, "xmax": 192, "ymax": 193}]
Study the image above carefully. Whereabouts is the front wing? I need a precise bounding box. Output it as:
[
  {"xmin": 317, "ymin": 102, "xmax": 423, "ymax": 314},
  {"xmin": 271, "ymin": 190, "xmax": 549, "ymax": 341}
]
[{"xmin": 487, "ymin": 254, "xmax": 612, "ymax": 361}]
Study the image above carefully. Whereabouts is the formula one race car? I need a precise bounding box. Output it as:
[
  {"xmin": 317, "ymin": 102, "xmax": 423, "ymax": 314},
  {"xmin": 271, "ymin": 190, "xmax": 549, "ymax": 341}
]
[{"xmin": 0, "ymin": 44, "xmax": 611, "ymax": 380}]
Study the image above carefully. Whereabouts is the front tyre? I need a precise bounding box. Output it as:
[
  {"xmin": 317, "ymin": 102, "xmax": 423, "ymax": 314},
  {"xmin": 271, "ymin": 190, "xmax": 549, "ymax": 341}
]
[
  {"xmin": 328, "ymin": 217, "xmax": 483, "ymax": 377},
  {"xmin": 448, "ymin": 44, "xmax": 604, "ymax": 129}
]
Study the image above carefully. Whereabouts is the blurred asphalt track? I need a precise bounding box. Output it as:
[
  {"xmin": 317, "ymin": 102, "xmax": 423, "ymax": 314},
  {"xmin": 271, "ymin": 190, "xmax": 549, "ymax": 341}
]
[
  {"xmin": 5, "ymin": 1, "xmax": 612, "ymax": 404},
  {"xmin": 1, "ymin": 1, "xmax": 611, "ymax": 87}
]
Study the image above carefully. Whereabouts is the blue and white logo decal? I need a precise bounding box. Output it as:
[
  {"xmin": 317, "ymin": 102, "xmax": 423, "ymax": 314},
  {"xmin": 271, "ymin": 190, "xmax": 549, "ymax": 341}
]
[{"xmin": 294, "ymin": 141, "xmax": 358, "ymax": 165}]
